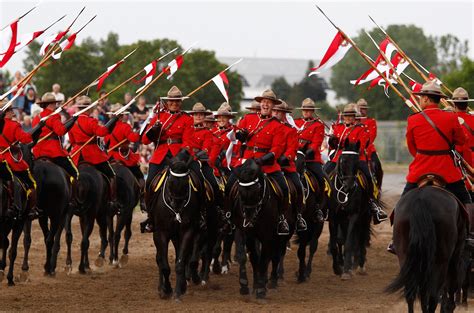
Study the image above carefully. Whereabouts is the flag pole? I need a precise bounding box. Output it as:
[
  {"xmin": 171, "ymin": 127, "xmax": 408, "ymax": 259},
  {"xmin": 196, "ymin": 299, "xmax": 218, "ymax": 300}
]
[
  {"xmin": 186, "ymin": 58, "xmax": 242, "ymax": 98},
  {"xmin": 316, "ymin": 5, "xmax": 418, "ymax": 112},
  {"xmin": 0, "ymin": 5, "xmax": 37, "ymax": 31}
]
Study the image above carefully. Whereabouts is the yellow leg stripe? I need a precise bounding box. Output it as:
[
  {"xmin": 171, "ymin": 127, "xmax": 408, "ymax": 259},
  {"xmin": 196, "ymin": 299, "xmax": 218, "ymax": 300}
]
[{"xmin": 27, "ymin": 169, "xmax": 37, "ymax": 190}]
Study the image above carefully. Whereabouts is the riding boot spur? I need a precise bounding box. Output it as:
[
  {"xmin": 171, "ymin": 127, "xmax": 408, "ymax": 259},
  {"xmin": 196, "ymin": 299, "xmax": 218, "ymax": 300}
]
[
  {"xmin": 278, "ymin": 197, "xmax": 290, "ymax": 236},
  {"xmin": 367, "ymin": 180, "xmax": 388, "ymax": 224}
]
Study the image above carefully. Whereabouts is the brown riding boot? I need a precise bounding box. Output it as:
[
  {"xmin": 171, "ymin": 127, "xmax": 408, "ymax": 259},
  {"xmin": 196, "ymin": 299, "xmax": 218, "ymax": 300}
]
[
  {"xmin": 140, "ymin": 189, "xmax": 154, "ymax": 233},
  {"xmin": 5, "ymin": 180, "xmax": 19, "ymax": 218},
  {"xmin": 295, "ymin": 189, "xmax": 307, "ymax": 232},
  {"xmin": 138, "ymin": 178, "xmax": 146, "ymax": 212}
]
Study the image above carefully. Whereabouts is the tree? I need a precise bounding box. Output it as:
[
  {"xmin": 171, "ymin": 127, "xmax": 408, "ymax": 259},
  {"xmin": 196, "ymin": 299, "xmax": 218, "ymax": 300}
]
[
  {"xmin": 271, "ymin": 77, "xmax": 292, "ymax": 100},
  {"xmin": 330, "ymin": 25, "xmax": 438, "ymax": 120},
  {"xmin": 443, "ymin": 57, "xmax": 474, "ymax": 97},
  {"xmin": 434, "ymin": 34, "xmax": 469, "ymax": 76},
  {"xmin": 21, "ymin": 33, "xmax": 243, "ymax": 109}
]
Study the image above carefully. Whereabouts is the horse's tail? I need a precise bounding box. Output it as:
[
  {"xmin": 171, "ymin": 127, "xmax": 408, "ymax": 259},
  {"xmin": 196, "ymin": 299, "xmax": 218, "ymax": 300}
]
[{"xmin": 385, "ymin": 196, "xmax": 436, "ymax": 300}]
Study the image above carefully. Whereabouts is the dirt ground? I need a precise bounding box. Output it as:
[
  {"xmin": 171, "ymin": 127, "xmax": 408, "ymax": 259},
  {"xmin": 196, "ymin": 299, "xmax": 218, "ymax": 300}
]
[{"xmin": 0, "ymin": 173, "xmax": 473, "ymax": 312}]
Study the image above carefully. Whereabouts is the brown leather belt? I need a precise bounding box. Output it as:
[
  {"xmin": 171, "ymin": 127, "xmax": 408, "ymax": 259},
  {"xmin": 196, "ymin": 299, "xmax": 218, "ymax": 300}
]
[
  {"xmin": 417, "ymin": 149, "xmax": 451, "ymax": 156},
  {"xmin": 298, "ymin": 139, "xmax": 311, "ymax": 144},
  {"xmin": 246, "ymin": 146, "xmax": 270, "ymax": 153},
  {"xmin": 159, "ymin": 138, "xmax": 182, "ymax": 145}
]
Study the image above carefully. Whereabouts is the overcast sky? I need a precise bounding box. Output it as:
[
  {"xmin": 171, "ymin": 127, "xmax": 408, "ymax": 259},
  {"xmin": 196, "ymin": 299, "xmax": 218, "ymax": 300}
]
[{"xmin": 1, "ymin": 0, "xmax": 473, "ymax": 74}]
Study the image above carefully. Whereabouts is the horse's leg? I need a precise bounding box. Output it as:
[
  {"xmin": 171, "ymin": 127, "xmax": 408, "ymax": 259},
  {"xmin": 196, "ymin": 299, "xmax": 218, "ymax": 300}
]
[
  {"xmin": 79, "ymin": 215, "xmax": 94, "ymax": 274},
  {"xmin": 154, "ymin": 231, "xmax": 172, "ymax": 299},
  {"xmin": 297, "ymin": 232, "xmax": 308, "ymax": 283},
  {"xmin": 7, "ymin": 221, "xmax": 23, "ymax": 286},
  {"xmin": 21, "ymin": 219, "xmax": 32, "ymax": 278},
  {"xmin": 277, "ymin": 242, "xmax": 286, "ymax": 280},
  {"xmin": 342, "ymin": 215, "xmax": 357, "ymax": 279},
  {"xmin": 106, "ymin": 214, "xmax": 115, "ymax": 265},
  {"xmin": 307, "ymin": 222, "xmax": 324, "ymax": 278},
  {"xmin": 0, "ymin": 229, "xmax": 9, "ymax": 282},
  {"xmin": 95, "ymin": 214, "xmax": 108, "ymax": 266},
  {"xmin": 50, "ymin": 217, "xmax": 65, "ymax": 275},
  {"xmin": 328, "ymin": 219, "xmax": 342, "ymax": 276},
  {"xmin": 222, "ymin": 231, "xmax": 234, "ymax": 269},
  {"xmin": 269, "ymin": 239, "xmax": 283, "ymax": 288},
  {"xmin": 120, "ymin": 216, "xmax": 132, "ymax": 267},
  {"xmin": 246, "ymin": 236, "xmax": 259, "ymax": 294},
  {"xmin": 234, "ymin": 229, "xmax": 249, "ymax": 295},
  {"xmin": 113, "ymin": 214, "xmax": 125, "ymax": 266},
  {"xmin": 37, "ymin": 216, "xmax": 53, "ymax": 274},
  {"xmin": 211, "ymin": 233, "xmax": 223, "ymax": 274},
  {"xmin": 174, "ymin": 229, "xmax": 195, "ymax": 300},
  {"xmin": 65, "ymin": 212, "xmax": 73, "ymax": 273},
  {"xmin": 187, "ymin": 232, "xmax": 201, "ymax": 285},
  {"xmin": 256, "ymin": 240, "xmax": 273, "ymax": 299}
]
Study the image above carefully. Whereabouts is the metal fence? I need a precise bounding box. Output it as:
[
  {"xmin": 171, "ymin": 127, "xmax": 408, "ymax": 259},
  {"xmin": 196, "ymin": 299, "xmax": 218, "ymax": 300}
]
[{"xmin": 375, "ymin": 121, "xmax": 411, "ymax": 164}]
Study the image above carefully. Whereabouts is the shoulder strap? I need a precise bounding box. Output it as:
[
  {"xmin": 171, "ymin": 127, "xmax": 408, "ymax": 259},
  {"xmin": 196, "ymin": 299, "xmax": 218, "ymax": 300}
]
[
  {"xmin": 162, "ymin": 112, "xmax": 181, "ymax": 133},
  {"xmin": 247, "ymin": 117, "xmax": 274, "ymax": 140},
  {"xmin": 420, "ymin": 111, "xmax": 453, "ymax": 148},
  {"xmin": 460, "ymin": 118, "xmax": 474, "ymax": 136},
  {"xmin": 77, "ymin": 118, "xmax": 93, "ymax": 137}
]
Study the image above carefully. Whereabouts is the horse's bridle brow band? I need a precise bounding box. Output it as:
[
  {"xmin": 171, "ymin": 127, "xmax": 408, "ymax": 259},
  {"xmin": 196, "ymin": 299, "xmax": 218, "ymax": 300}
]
[
  {"xmin": 169, "ymin": 170, "xmax": 189, "ymax": 177},
  {"xmin": 239, "ymin": 178, "xmax": 259, "ymax": 187}
]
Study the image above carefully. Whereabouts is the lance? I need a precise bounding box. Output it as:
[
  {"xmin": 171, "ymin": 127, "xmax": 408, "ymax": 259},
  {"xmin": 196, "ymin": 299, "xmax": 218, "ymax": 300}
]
[
  {"xmin": 364, "ymin": 30, "xmax": 421, "ymax": 111},
  {"xmin": 0, "ymin": 5, "xmax": 37, "ymax": 31},
  {"xmin": 185, "ymin": 58, "xmax": 242, "ymax": 98},
  {"xmin": 368, "ymin": 15, "xmax": 454, "ymax": 96},
  {"xmin": 107, "ymin": 138, "xmax": 128, "ymax": 153},
  {"xmin": 316, "ymin": 6, "xmax": 418, "ymax": 113}
]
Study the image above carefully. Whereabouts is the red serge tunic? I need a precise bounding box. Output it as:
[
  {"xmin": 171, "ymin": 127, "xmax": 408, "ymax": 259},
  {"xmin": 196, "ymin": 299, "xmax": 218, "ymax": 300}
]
[
  {"xmin": 406, "ymin": 104, "xmax": 466, "ymax": 184},
  {"xmin": 360, "ymin": 117, "xmax": 377, "ymax": 158},
  {"xmin": 295, "ymin": 118, "xmax": 325, "ymax": 164},
  {"xmin": 279, "ymin": 122, "xmax": 298, "ymax": 173},
  {"xmin": 330, "ymin": 123, "xmax": 369, "ymax": 163},
  {"xmin": 106, "ymin": 120, "xmax": 140, "ymax": 167},
  {"xmin": 69, "ymin": 114, "xmax": 110, "ymax": 165},
  {"xmin": 32, "ymin": 108, "xmax": 68, "ymax": 158},
  {"xmin": 183, "ymin": 124, "xmax": 213, "ymax": 160},
  {"xmin": 142, "ymin": 111, "xmax": 193, "ymax": 165},
  {"xmin": 240, "ymin": 114, "xmax": 285, "ymax": 174},
  {"xmin": 0, "ymin": 118, "xmax": 33, "ymax": 171}
]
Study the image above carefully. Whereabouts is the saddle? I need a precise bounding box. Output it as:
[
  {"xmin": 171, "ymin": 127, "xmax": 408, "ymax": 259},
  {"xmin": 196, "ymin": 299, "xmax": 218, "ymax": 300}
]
[
  {"xmin": 417, "ymin": 173, "xmax": 446, "ymax": 188},
  {"xmin": 266, "ymin": 175, "xmax": 284, "ymax": 200},
  {"xmin": 151, "ymin": 169, "xmax": 168, "ymax": 193}
]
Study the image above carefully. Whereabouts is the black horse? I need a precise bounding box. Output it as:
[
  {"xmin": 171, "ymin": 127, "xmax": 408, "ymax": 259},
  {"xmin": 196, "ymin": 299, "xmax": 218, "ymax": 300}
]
[
  {"xmin": 232, "ymin": 159, "xmax": 280, "ymax": 299},
  {"xmin": 151, "ymin": 152, "xmax": 200, "ymax": 301},
  {"xmin": 0, "ymin": 175, "xmax": 28, "ymax": 286},
  {"xmin": 329, "ymin": 140, "xmax": 372, "ymax": 279},
  {"xmin": 20, "ymin": 146, "xmax": 71, "ymax": 277},
  {"xmin": 293, "ymin": 161, "xmax": 332, "ymax": 283},
  {"xmin": 386, "ymin": 186, "xmax": 467, "ymax": 313},
  {"xmin": 66, "ymin": 162, "xmax": 108, "ymax": 274}
]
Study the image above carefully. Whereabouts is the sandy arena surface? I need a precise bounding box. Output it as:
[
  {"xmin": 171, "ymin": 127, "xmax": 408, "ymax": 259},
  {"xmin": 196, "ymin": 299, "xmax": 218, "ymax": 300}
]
[{"xmin": 1, "ymin": 172, "xmax": 473, "ymax": 312}]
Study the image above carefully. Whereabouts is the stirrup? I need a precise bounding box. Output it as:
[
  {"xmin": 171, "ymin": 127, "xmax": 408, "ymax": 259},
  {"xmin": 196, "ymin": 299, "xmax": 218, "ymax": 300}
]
[
  {"xmin": 277, "ymin": 217, "xmax": 290, "ymax": 236},
  {"xmin": 296, "ymin": 214, "xmax": 307, "ymax": 232}
]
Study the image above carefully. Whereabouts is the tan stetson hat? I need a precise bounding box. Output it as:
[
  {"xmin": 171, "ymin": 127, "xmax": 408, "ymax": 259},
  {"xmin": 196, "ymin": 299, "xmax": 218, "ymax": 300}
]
[
  {"xmin": 273, "ymin": 99, "xmax": 293, "ymax": 113},
  {"xmin": 412, "ymin": 80, "xmax": 447, "ymax": 98},
  {"xmin": 254, "ymin": 89, "xmax": 282, "ymax": 104},
  {"xmin": 341, "ymin": 103, "xmax": 359, "ymax": 116},
  {"xmin": 37, "ymin": 92, "xmax": 60, "ymax": 105},
  {"xmin": 356, "ymin": 98, "xmax": 369, "ymax": 109},
  {"xmin": 160, "ymin": 86, "xmax": 189, "ymax": 101},
  {"xmin": 189, "ymin": 102, "xmax": 212, "ymax": 115},
  {"xmin": 447, "ymin": 87, "xmax": 474, "ymax": 103},
  {"xmin": 245, "ymin": 100, "xmax": 260, "ymax": 110},
  {"xmin": 204, "ymin": 113, "xmax": 217, "ymax": 122},
  {"xmin": 215, "ymin": 102, "xmax": 237, "ymax": 117},
  {"xmin": 295, "ymin": 98, "xmax": 320, "ymax": 110},
  {"xmin": 106, "ymin": 103, "xmax": 129, "ymax": 115},
  {"xmin": 76, "ymin": 95, "xmax": 92, "ymax": 108}
]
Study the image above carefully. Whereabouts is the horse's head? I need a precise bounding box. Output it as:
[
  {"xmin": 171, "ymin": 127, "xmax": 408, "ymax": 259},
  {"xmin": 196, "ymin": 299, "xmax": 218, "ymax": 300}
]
[
  {"xmin": 295, "ymin": 151, "xmax": 306, "ymax": 175},
  {"xmin": 337, "ymin": 139, "xmax": 360, "ymax": 192},
  {"xmin": 166, "ymin": 158, "xmax": 192, "ymax": 214},
  {"xmin": 235, "ymin": 159, "xmax": 264, "ymax": 227}
]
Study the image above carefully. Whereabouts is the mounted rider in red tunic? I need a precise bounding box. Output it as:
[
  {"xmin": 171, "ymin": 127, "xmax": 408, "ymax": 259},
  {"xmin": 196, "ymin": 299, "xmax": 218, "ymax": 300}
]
[
  {"xmin": 326, "ymin": 103, "xmax": 388, "ymax": 224},
  {"xmin": 272, "ymin": 100, "xmax": 307, "ymax": 232},
  {"xmin": 388, "ymin": 81, "xmax": 474, "ymax": 253},
  {"xmin": 224, "ymin": 89, "xmax": 290, "ymax": 235},
  {"xmin": 294, "ymin": 98, "xmax": 327, "ymax": 222},
  {"xmin": 105, "ymin": 103, "xmax": 145, "ymax": 211}
]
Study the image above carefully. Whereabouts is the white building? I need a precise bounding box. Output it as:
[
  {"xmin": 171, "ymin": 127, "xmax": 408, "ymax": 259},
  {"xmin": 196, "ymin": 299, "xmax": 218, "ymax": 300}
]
[{"xmin": 217, "ymin": 56, "xmax": 342, "ymax": 111}]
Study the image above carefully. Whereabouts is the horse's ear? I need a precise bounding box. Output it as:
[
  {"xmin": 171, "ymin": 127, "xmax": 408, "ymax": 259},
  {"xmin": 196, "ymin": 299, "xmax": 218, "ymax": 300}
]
[{"xmin": 355, "ymin": 140, "xmax": 360, "ymax": 151}]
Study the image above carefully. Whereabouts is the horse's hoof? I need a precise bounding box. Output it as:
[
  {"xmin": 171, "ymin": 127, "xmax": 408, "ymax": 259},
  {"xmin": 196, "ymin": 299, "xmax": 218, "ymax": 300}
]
[
  {"xmin": 201, "ymin": 280, "xmax": 207, "ymax": 287},
  {"xmin": 119, "ymin": 254, "xmax": 129, "ymax": 267},
  {"xmin": 17, "ymin": 271, "xmax": 29, "ymax": 282},
  {"xmin": 64, "ymin": 265, "xmax": 72, "ymax": 275},
  {"xmin": 159, "ymin": 290, "xmax": 172, "ymax": 300},
  {"xmin": 267, "ymin": 280, "xmax": 278, "ymax": 289},
  {"xmin": 112, "ymin": 260, "xmax": 120, "ymax": 269},
  {"xmin": 297, "ymin": 275, "xmax": 306, "ymax": 284},
  {"xmin": 240, "ymin": 286, "xmax": 250, "ymax": 295},
  {"xmin": 341, "ymin": 272, "xmax": 352, "ymax": 281},
  {"xmin": 94, "ymin": 256, "xmax": 105, "ymax": 268},
  {"xmin": 221, "ymin": 265, "xmax": 229, "ymax": 274},
  {"xmin": 255, "ymin": 298, "xmax": 268, "ymax": 305},
  {"xmin": 8, "ymin": 280, "xmax": 15, "ymax": 287},
  {"xmin": 174, "ymin": 297, "xmax": 182, "ymax": 304},
  {"xmin": 0, "ymin": 270, "xmax": 4, "ymax": 282},
  {"xmin": 357, "ymin": 266, "xmax": 367, "ymax": 276}
]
